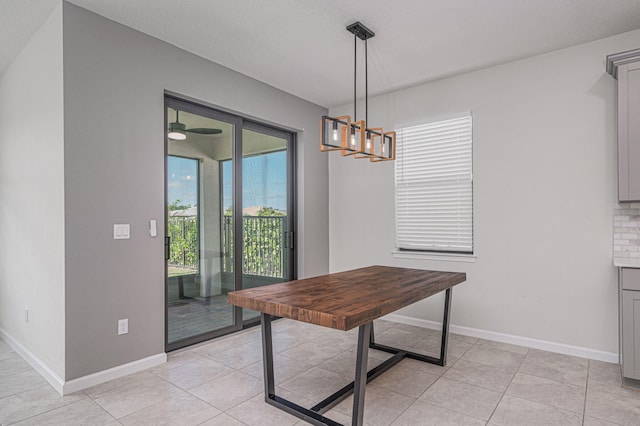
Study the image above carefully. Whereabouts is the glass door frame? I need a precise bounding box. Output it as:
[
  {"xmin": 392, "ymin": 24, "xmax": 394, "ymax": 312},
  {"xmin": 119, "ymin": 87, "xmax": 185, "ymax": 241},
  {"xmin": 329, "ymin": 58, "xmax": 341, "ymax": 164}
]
[
  {"xmin": 241, "ymin": 120, "xmax": 297, "ymax": 326},
  {"xmin": 164, "ymin": 94, "xmax": 296, "ymax": 351}
]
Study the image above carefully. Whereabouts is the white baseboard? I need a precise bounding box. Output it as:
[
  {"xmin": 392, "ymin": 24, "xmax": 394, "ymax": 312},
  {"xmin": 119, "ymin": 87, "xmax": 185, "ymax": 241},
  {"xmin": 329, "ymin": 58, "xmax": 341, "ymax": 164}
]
[
  {"xmin": 0, "ymin": 327, "xmax": 167, "ymax": 395},
  {"xmin": 63, "ymin": 352, "xmax": 167, "ymax": 395},
  {"xmin": 382, "ymin": 314, "xmax": 619, "ymax": 364},
  {"xmin": 0, "ymin": 327, "xmax": 65, "ymax": 394}
]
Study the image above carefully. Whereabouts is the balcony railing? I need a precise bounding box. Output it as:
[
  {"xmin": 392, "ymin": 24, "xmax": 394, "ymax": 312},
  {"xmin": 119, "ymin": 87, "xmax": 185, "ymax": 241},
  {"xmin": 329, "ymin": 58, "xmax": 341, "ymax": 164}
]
[
  {"xmin": 168, "ymin": 215, "xmax": 286, "ymax": 279},
  {"xmin": 167, "ymin": 216, "xmax": 198, "ymax": 271},
  {"xmin": 223, "ymin": 216, "xmax": 286, "ymax": 278}
]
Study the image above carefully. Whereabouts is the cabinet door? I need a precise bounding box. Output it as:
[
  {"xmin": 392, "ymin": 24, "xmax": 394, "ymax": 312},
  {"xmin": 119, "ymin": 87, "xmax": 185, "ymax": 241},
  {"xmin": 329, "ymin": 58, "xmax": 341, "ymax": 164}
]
[
  {"xmin": 619, "ymin": 62, "xmax": 640, "ymax": 201},
  {"xmin": 622, "ymin": 289, "xmax": 640, "ymax": 379}
]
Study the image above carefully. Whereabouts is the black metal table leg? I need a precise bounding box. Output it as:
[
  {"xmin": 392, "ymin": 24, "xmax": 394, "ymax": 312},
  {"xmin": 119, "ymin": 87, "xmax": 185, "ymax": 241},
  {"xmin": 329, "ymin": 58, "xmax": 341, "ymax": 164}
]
[
  {"xmin": 258, "ymin": 288, "xmax": 454, "ymax": 426},
  {"xmin": 352, "ymin": 323, "xmax": 371, "ymax": 426},
  {"xmin": 261, "ymin": 313, "xmax": 275, "ymax": 398},
  {"xmin": 439, "ymin": 287, "xmax": 453, "ymax": 362},
  {"xmin": 260, "ymin": 313, "xmax": 342, "ymax": 426},
  {"xmin": 370, "ymin": 288, "xmax": 453, "ymax": 366}
]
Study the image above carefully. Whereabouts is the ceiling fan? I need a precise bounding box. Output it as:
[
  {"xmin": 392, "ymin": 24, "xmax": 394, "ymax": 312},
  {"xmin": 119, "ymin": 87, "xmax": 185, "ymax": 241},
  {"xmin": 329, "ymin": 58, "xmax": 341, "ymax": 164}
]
[{"xmin": 167, "ymin": 110, "xmax": 222, "ymax": 140}]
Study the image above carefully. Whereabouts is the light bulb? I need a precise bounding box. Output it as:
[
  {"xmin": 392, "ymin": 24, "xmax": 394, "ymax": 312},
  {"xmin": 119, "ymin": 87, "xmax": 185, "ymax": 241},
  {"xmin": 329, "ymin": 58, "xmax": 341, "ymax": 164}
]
[
  {"xmin": 168, "ymin": 131, "xmax": 186, "ymax": 140},
  {"xmin": 332, "ymin": 122, "xmax": 339, "ymax": 142},
  {"xmin": 350, "ymin": 133, "xmax": 356, "ymax": 147},
  {"xmin": 366, "ymin": 132, "xmax": 371, "ymax": 150},
  {"xmin": 381, "ymin": 141, "xmax": 385, "ymax": 154}
]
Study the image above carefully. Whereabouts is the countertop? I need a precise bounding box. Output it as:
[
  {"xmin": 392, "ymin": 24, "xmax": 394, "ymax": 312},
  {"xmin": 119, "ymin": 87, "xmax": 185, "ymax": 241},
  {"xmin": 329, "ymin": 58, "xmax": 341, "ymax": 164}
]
[{"xmin": 614, "ymin": 257, "xmax": 640, "ymax": 268}]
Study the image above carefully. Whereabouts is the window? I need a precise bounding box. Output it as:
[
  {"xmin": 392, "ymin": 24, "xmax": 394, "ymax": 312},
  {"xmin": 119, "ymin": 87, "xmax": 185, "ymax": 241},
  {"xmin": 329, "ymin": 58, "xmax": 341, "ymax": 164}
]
[{"xmin": 395, "ymin": 114, "xmax": 473, "ymax": 253}]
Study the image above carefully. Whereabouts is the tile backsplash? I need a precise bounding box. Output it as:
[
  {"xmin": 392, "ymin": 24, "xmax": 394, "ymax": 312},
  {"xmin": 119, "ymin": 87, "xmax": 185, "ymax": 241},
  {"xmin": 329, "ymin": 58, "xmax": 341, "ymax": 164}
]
[{"xmin": 614, "ymin": 202, "xmax": 640, "ymax": 258}]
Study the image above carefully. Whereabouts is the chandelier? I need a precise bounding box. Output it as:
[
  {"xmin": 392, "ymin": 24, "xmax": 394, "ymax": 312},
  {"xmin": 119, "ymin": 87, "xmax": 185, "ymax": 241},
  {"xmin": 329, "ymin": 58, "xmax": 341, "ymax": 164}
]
[{"xmin": 320, "ymin": 22, "xmax": 395, "ymax": 162}]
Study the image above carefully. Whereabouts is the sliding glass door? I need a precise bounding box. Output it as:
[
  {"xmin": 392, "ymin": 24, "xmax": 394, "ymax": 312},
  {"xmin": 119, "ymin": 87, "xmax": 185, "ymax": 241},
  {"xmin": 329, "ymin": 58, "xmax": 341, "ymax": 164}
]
[
  {"xmin": 240, "ymin": 125, "xmax": 293, "ymax": 321},
  {"xmin": 165, "ymin": 96, "xmax": 295, "ymax": 351}
]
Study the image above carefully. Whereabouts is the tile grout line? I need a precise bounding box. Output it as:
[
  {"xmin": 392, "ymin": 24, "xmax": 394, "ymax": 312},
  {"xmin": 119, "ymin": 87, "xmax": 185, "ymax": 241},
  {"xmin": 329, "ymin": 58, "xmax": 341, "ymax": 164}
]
[
  {"xmin": 385, "ymin": 335, "xmax": 487, "ymax": 424},
  {"xmin": 375, "ymin": 321, "xmax": 432, "ymax": 424},
  {"xmin": 383, "ymin": 370, "xmax": 440, "ymax": 424},
  {"xmin": 579, "ymin": 365, "xmax": 628, "ymax": 426},
  {"xmin": 148, "ymin": 363, "xmax": 259, "ymax": 424},
  {"xmin": 582, "ymin": 360, "xmax": 590, "ymax": 425},
  {"xmin": 0, "ymin": 371, "xmax": 46, "ymax": 401},
  {"xmin": 1, "ymin": 322, "xmax": 630, "ymax": 426},
  {"xmin": 436, "ymin": 338, "xmax": 523, "ymax": 395},
  {"xmin": 93, "ymin": 369, "xmax": 211, "ymax": 422},
  {"xmin": 3, "ymin": 392, "xmax": 94, "ymax": 426},
  {"xmin": 85, "ymin": 396, "xmax": 121, "ymax": 425},
  {"xmin": 484, "ymin": 346, "xmax": 530, "ymax": 424},
  {"xmin": 510, "ymin": 349, "xmax": 591, "ymax": 391}
]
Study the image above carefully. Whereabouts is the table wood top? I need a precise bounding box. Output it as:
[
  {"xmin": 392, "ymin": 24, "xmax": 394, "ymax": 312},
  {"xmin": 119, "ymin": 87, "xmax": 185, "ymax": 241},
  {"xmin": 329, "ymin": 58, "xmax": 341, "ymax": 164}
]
[{"xmin": 227, "ymin": 265, "xmax": 466, "ymax": 331}]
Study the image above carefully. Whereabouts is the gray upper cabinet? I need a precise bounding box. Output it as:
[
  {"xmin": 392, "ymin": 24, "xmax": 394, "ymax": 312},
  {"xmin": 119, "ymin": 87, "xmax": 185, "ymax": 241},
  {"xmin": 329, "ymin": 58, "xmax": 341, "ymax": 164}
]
[{"xmin": 607, "ymin": 49, "xmax": 640, "ymax": 202}]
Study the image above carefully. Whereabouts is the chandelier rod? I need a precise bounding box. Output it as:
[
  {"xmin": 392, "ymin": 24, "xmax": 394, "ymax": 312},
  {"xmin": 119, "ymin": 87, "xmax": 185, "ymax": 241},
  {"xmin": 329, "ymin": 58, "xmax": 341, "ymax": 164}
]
[
  {"xmin": 365, "ymin": 38, "xmax": 368, "ymax": 127},
  {"xmin": 353, "ymin": 32, "xmax": 357, "ymax": 122}
]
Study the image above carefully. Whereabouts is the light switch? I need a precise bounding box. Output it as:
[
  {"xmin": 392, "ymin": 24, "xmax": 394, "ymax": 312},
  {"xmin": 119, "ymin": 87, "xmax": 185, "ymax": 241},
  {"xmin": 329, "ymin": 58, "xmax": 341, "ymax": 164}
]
[
  {"xmin": 149, "ymin": 220, "xmax": 157, "ymax": 237},
  {"xmin": 113, "ymin": 224, "xmax": 130, "ymax": 240}
]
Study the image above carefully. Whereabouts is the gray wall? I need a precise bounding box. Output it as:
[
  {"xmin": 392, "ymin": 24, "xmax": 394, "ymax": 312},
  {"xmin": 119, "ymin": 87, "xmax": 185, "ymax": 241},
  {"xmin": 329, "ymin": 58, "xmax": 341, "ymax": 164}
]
[
  {"xmin": 0, "ymin": 4, "xmax": 66, "ymax": 378},
  {"xmin": 329, "ymin": 29, "xmax": 640, "ymax": 355},
  {"xmin": 63, "ymin": 2, "xmax": 328, "ymax": 379}
]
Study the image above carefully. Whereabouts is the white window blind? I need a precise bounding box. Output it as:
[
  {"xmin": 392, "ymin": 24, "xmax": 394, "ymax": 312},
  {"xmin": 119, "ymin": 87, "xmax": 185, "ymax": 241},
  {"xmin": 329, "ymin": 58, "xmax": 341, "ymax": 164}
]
[{"xmin": 395, "ymin": 114, "xmax": 473, "ymax": 253}]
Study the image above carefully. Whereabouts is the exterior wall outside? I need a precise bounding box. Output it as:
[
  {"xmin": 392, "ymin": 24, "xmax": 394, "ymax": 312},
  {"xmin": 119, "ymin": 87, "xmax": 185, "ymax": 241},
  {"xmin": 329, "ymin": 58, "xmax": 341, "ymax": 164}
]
[{"xmin": 328, "ymin": 29, "xmax": 640, "ymax": 355}]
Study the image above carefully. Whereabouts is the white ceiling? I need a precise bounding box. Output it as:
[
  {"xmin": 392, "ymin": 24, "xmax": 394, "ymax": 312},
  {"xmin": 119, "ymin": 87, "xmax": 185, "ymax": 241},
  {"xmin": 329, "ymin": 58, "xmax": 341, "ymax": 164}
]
[{"xmin": 3, "ymin": 0, "xmax": 640, "ymax": 108}]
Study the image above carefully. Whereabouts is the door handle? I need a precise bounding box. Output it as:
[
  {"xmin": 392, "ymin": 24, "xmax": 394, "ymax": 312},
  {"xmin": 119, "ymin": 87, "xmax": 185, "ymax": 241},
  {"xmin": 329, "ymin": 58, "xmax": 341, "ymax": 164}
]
[{"xmin": 165, "ymin": 236, "xmax": 171, "ymax": 260}]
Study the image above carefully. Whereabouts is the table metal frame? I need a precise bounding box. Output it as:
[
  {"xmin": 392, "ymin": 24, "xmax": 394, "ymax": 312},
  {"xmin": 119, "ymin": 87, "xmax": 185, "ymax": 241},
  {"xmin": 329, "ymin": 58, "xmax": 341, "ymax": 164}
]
[{"xmin": 259, "ymin": 287, "xmax": 453, "ymax": 426}]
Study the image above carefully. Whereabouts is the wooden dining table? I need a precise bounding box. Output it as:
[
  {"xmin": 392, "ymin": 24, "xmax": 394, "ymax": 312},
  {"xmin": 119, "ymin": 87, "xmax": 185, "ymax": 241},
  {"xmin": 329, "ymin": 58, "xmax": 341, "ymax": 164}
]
[{"xmin": 227, "ymin": 265, "xmax": 466, "ymax": 426}]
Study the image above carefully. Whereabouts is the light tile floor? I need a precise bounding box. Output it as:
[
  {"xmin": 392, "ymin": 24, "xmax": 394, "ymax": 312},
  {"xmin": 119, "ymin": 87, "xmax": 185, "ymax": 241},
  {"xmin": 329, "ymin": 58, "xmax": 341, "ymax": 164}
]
[{"xmin": 1, "ymin": 319, "xmax": 640, "ymax": 425}]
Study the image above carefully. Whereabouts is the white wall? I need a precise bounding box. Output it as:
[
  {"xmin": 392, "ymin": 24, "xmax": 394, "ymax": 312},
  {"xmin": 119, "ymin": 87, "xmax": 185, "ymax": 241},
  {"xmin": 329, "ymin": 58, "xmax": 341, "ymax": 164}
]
[
  {"xmin": 329, "ymin": 29, "xmax": 640, "ymax": 355},
  {"xmin": 62, "ymin": 3, "xmax": 328, "ymax": 380},
  {"xmin": 0, "ymin": 4, "xmax": 65, "ymax": 378}
]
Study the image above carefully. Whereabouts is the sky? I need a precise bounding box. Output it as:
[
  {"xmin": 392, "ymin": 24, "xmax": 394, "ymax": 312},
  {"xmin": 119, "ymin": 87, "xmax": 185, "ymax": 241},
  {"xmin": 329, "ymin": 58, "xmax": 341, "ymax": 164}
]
[
  {"xmin": 168, "ymin": 151, "xmax": 287, "ymax": 212},
  {"xmin": 167, "ymin": 156, "xmax": 198, "ymax": 207}
]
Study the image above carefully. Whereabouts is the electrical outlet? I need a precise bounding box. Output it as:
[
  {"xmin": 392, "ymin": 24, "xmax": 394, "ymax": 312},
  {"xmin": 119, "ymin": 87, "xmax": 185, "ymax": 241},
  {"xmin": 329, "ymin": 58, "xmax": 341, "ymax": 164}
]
[
  {"xmin": 118, "ymin": 318, "xmax": 128, "ymax": 335},
  {"xmin": 24, "ymin": 308, "xmax": 29, "ymax": 323}
]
